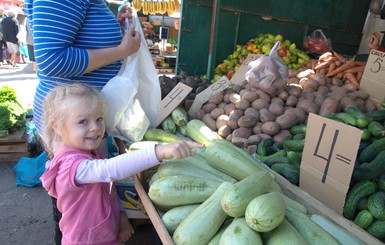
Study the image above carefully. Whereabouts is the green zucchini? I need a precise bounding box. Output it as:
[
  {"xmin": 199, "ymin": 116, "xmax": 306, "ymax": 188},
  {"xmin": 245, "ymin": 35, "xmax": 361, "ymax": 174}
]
[
  {"xmin": 161, "ymin": 116, "xmax": 177, "ymax": 133},
  {"xmin": 186, "ymin": 119, "xmax": 221, "ymax": 146},
  {"xmin": 205, "ymin": 139, "xmax": 270, "ymax": 180},
  {"xmin": 177, "ymin": 125, "xmax": 187, "ymax": 136},
  {"xmin": 221, "ymin": 171, "xmax": 273, "ymax": 217},
  {"xmin": 261, "ymin": 218, "xmax": 307, "ymax": 245},
  {"xmin": 173, "ymin": 182, "xmax": 233, "ymax": 245},
  {"xmin": 343, "ymin": 180, "xmax": 377, "ymax": 220},
  {"xmin": 144, "ymin": 128, "xmax": 181, "ymax": 143},
  {"xmin": 353, "ymin": 150, "xmax": 385, "ymax": 181},
  {"xmin": 285, "ymin": 207, "xmax": 340, "ymax": 245},
  {"xmin": 161, "ymin": 204, "xmax": 200, "ymax": 234},
  {"xmin": 171, "ymin": 107, "xmax": 188, "ymax": 127},
  {"xmin": 354, "ymin": 210, "xmax": 374, "ymax": 230},
  {"xmin": 311, "ymin": 214, "xmax": 364, "ymax": 245},
  {"xmin": 148, "ymin": 175, "xmax": 222, "ymax": 210},
  {"xmin": 281, "ymin": 194, "xmax": 307, "ymax": 214},
  {"xmin": 366, "ymin": 220, "xmax": 385, "ymax": 240},
  {"xmin": 219, "ymin": 218, "xmax": 262, "ymax": 245},
  {"xmin": 245, "ymin": 192, "xmax": 286, "ymax": 232},
  {"xmin": 207, "ymin": 219, "xmax": 233, "ymax": 245},
  {"xmin": 367, "ymin": 191, "xmax": 385, "ymax": 220}
]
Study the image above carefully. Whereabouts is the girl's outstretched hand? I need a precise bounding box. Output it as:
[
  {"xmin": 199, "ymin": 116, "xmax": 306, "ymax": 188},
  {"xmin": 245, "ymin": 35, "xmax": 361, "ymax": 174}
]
[{"xmin": 155, "ymin": 141, "xmax": 204, "ymax": 161}]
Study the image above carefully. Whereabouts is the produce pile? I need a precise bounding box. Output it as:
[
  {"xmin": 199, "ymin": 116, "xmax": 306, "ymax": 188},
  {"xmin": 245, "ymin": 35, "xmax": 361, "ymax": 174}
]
[{"xmin": 131, "ymin": 123, "xmax": 364, "ymax": 244}]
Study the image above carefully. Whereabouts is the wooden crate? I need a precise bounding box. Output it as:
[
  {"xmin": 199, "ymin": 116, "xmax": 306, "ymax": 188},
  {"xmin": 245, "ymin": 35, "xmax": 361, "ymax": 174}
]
[
  {"xmin": 0, "ymin": 129, "xmax": 29, "ymax": 162},
  {"xmin": 134, "ymin": 168, "xmax": 384, "ymax": 245}
]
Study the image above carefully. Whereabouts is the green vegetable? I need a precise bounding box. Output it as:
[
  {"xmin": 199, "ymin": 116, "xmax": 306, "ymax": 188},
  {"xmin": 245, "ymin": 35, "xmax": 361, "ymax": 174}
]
[
  {"xmin": 256, "ymin": 137, "xmax": 274, "ymax": 157},
  {"xmin": 262, "ymin": 218, "xmax": 307, "ymax": 245},
  {"xmin": 143, "ymin": 128, "xmax": 181, "ymax": 143},
  {"xmin": 358, "ymin": 137, "xmax": 385, "ymax": 163},
  {"xmin": 161, "ymin": 204, "xmax": 200, "ymax": 234},
  {"xmin": 161, "ymin": 116, "xmax": 176, "ymax": 133},
  {"xmin": 171, "ymin": 107, "xmax": 188, "ymax": 127},
  {"xmin": 207, "ymin": 219, "xmax": 233, "ymax": 245},
  {"xmin": 367, "ymin": 191, "xmax": 385, "ymax": 220},
  {"xmin": 186, "ymin": 119, "xmax": 220, "ymax": 147},
  {"xmin": 368, "ymin": 121, "xmax": 385, "ymax": 138},
  {"xmin": 366, "ymin": 220, "xmax": 385, "ymax": 240},
  {"xmin": 173, "ymin": 182, "xmax": 233, "ymax": 245},
  {"xmin": 354, "ymin": 210, "xmax": 373, "ymax": 230},
  {"xmin": 283, "ymin": 139, "xmax": 305, "ymax": 152},
  {"xmin": 343, "ymin": 180, "xmax": 377, "ymax": 220},
  {"xmin": 353, "ymin": 150, "xmax": 385, "ymax": 181},
  {"xmin": 271, "ymin": 163, "xmax": 300, "ymax": 185},
  {"xmin": 219, "ymin": 218, "xmax": 262, "ymax": 245},
  {"xmin": 285, "ymin": 207, "xmax": 340, "ymax": 245}
]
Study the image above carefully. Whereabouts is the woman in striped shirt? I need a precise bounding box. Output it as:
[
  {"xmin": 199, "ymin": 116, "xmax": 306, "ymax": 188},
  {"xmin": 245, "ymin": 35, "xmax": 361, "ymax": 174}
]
[{"xmin": 24, "ymin": 1, "xmax": 141, "ymax": 244}]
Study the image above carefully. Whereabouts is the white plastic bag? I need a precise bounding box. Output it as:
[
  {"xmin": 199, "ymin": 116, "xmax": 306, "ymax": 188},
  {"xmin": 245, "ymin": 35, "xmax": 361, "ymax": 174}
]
[
  {"xmin": 100, "ymin": 12, "xmax": 161, "ymax": 142},
  {"xmin": 245, "ymin": 41, "xmax": 288, "ymax": 96}
]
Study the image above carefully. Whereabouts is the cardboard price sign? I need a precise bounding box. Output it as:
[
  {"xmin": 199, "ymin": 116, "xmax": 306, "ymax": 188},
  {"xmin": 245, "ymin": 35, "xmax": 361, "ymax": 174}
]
[
  {"xmin": 230, "ymin": 54, "xmax": 261, "ymax": 85},
  {"xmin": 188, "ymin": 76, "xmax": 231, "ymax": 118},
  {"xmin": 155, "ymin": 82, "xmax": 192, "ymax": 127},
  {"xmin": 360, "ymin": 49, "xmax": 385, "ymax": 102},
  {"xmin": 300, "ymin": 113, "xmax": 362, "ymax": 214}
]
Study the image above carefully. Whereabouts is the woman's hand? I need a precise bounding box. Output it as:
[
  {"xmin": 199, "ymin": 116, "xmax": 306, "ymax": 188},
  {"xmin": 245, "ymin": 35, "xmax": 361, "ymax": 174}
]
[
  {"xmin": 118, "ymin": 23, "xmax": 141, "ymax": 57},
  {"xmin": 368, "ymin": 32, "xmax": 381, "ymax": 50},
  {"xmin": 155, "ymin": 141, "xmax": 205, "ymax": 161}
]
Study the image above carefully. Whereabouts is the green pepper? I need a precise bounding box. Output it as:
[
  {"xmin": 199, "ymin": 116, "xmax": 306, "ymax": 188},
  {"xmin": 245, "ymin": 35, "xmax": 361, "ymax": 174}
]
[{"xmin": 283, "ymin": 56, "xmax": 291, "ymax": 65}]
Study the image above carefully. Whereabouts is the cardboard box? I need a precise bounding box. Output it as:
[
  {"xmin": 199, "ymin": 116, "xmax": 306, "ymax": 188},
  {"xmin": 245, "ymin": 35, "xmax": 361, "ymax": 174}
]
[
  {"xmin": 134, "ymin": 167, "xmax": 383, "ymax": 245},
  {"xmin": 360, "ymin": 49, "xmax": 385, "ymax": 102},
  {"xmin": 116, "ymin": 177, "xmax": 148, "ymax": 219}
]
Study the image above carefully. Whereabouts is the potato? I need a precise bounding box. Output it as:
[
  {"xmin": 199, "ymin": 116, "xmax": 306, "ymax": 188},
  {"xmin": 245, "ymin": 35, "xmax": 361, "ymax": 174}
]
[
  {"xmin": 261, "ymin": 122, "xmax": 281, "ymax": 136},
  {"xmin": 255, "ymin": 90, "xmax": 271, "ymax": 102},
  {"xmin": 229, "ymin": 93, "xmax": 241, "ymax": 104},
  {"xmin": 202, "ymin": 114, "xmax": 217, "ymax": 131},
  {"xmin": 223, "ymin": 93, "xmax": 231, "ymax": 103},
  {"xmin": 210, "ymin": 107, "xmax": 225, "ymax": 120},
  {"xmin": 330, "ymin": 87, "xmax": 348, "ymax": 101},
  {"xmin": 286, "ymin": 95, "xmax": 298, "ymax": 107},
  {"xmin": 286, "ymin": 108, "xmax": 307, "ymax": 124},
  {"xmin": 287, "ymin": 77, "xmax": 300, "ymax": 85},
  {"xmin": 355, "ymin": 99, "xmax": 366, "ymax": 112},
  {"xmin": 251, "ymin": 98, "xmax": 269, "ymax": 110},
  {"xmin": 314, "ymin": 94, "xmax": 326, "ymax": 107},
  {"xmin": 217, "ymin": 125, "xmax": 232, "ymax": 138},
  {"xmin": 216, "ymin": 114, "xmax": 229, "ymax": 129},
  {"xmin": 224, "ymin": 103, "xmax": 236, "ymax": 116},
  {"xmin": 331, "ymin": 77, "xmax": 344, "ymax": 86},
  {"xmin": 239, "ymin": 89, "xmax": 250, "ymax": 97},
  {"xmin": 268, "ymin": 103, "xmax": 285, "ymax": 116},
  {"xmin": 271, "ymin": 97, "xmax": 284, "ymax": 105},
  {"xmin": 232, "ymin": 127, "xmax": 253, "ymax": 139},
  {"xmin": 343, "ymin": 83, "xmax": 357, "ymax": 93},
  {"xmin": 218, "ymin": 102, "xmax": 227, "ymax": 108},
  {"xmin": 340, "ymin": 97, "xmax": 356, "ymax": 111},
  {"xmin": 312, "ymin": 73, "xmax": 327, "ymax": 86},
  {"xmin": 319, "ymin": 97, "xmax": 340, "ymax": 116},
  {"xmin": 244, "ymin": 108, "xmax": 260, "ymax": 121},
  {"xmin": 288, "ymin": 85, "xmax": 302, "ymax": 97},
  {"xmin": 276, "ymin": 112, "xmax": 298, "ymax": 129},
  {"xmin": 365, "ymin": 99, "xmax": 378, "ymax": 112},
  {"xmin": 195, "ymin": 109, "xmax": 206, "ymax": 120},
  {"xmin": 248, "ymin": 134, "xmax": 262, "ymax": 145},
  {"xmin": 208, "ymin": 92, "xmax": 224, "ymax": 105},
  {"xmin": 228, "ymin": 112, "xmax": 243, "ymax": 130},
  {"xmin": 278, "ymin": 90, "xmax": 289, "ymax": 101},
  {"xmin": 229, "ymin": 109, "xmax": 243, "ymax": 117},
  {"xmin": 259, "ymin": 108, "xmax": 276, "ymax": 123},
  {"xmin": 300, "ymin": 78, "xmax": 319, "ymax": 91},
  {"xmin": 354, "ymin": 90, "xmax": 369, "ymax": 100},
  {"xmin": 252, "ymin": 122, "xmax": 263, "ymax": 134},
  {"xmin": 273, "ymin": 130, "xmax": 292, "ymax": 143},
  {"xmin": 241, "ymin": 91, "xmax": 258, "ymax": 102},
  {"xmin": 235, "ymin": 100, "xmax": 251, "ymax": 111},
  {"xmin": 296, "ymin": 99, "xmax": 320, "ymax": 115},
  {"xmin": 202, "ymin": 102, "xmax": 217, "ymax": 113},
  {"xmin": 231, "ymin": 137, "xmax": 248, "ymax": 149},
  {"xmin": 317, "ymin": 85, "xmax": 330, "ymax": 95},
  {"xmin": 238, "ymin": 115, "xmax": 258, "ymax": 128}
]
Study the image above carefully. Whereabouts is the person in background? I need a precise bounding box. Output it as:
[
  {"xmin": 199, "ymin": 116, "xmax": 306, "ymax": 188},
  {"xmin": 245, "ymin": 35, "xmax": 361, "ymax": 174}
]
[
  {"xmin": 23, "ymin": 0, "xmax": 141, "ymax": 244},
  {"xmin": 16, "ymin": 20, "xmax": 27, "ymax": 64},
  {"xmin": 40, "ymin": 83, "xmax": 203, "ymax": 245},
  {"xmin": 367, "ymin": 32, "xmax": 385, "ymax": 52},
  {"xmin": 0, "ymin": 6, "xmax": 6, "ymax": 65},
  {"xmin": 1, "ymin": 10, "xmax": 19, "ymax": 67},
  {"xmin": 24, "ymin": 18, "xmax": 37, "ymax": 72}
]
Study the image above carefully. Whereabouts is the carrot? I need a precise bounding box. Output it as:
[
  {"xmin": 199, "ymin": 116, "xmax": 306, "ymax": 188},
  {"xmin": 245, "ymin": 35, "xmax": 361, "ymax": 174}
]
[
  {"xmin": 345, "ymin": 72, "xmax": 360, "ymax": 88},
  {"xmin": 356, "ymin": 71, "xmax": 363, "ymax": 82},
  {"xmin": 332, "ymin": 49, "xmax": 347, "ymax": 63},
  {"xmin": 334, "ymin": 60, "xmax": 343, "ymax": 67},
  {"xmin": 353, "ymin": 61, "xmax": 366, "ymax": 66},
  {"xmin": 327, "ymin": 62, "xmax": 337, "ymax": 74},
  {"xmin": 326, "ymin": 60, "xmax": 356, "ymax": 77},
  {"xmin": 343, "ymin": 65, "xmax": 365, "ymax": 74}
]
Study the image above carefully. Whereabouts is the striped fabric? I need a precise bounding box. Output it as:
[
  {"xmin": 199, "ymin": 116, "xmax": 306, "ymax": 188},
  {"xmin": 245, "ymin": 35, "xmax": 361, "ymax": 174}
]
[{"xmin": 24, "ymin": 0, "xmax": 123, "ymax": 134}]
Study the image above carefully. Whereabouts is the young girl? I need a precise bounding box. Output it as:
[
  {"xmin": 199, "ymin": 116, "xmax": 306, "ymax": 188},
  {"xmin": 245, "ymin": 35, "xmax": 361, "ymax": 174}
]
[{"xmin": 40, "ymin": 83, "xmax": 203, "ymax": 245}]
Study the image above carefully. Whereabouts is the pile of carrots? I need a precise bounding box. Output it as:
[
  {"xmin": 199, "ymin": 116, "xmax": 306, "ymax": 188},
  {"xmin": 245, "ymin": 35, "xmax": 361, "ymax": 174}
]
[{"xmin": 304, "ymin": 50, "xmax": 366, "ymax": 88}]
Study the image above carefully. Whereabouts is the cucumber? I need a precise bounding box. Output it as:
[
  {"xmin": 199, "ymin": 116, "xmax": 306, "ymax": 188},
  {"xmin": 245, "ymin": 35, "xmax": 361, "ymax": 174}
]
[
  {"xmin": 366, "ymin": 109, "xmax": 385, "ymax": 122},
  {"xmin": 261, "ymin": 218, "xmax": 307, "ymax": 245},
  {"xmin": 263, "ymin": 156, "xmax": 289, "ymax": 167},
  {"xmin": 377, "ymin": 173, "xmax": 385, "ymax": 192},
  {"xmin": 346, "ymin": 107, "xmax": 370, "ymax": 128},
  {"xmin": 289, "ymin": 124, "xmax": 307, "ymax": 135},
  {"xmin": 368, "ymin": 121, "xmax": 385, "ymax": 138},
  {"xmin": 311, "ymin": 214, "xmax": 364, "ymax": 245},
  {"xmin": 343, "ymin": 180, "xmax": 377, "ymax": 220},
  {"xmin": 353, "ymin": 150, "xmax": 385, "ymax": 181},
  {"xmin": 358, "ymin": 137, "xmax": 385, "ymax": 163},
  {"xmin": 258, "ymin": 149, "xmax": 287, "ymax": 161},
  {"xmin": 271, "ymin": 163, "xmax": 300, "ymax": 185},
  {"xmin": 283, "ymin": 138, "xmax": 305, "ymax": 152},
  {"xmin": 285, "ymin": 207, "xmax": 340, "ymax": 245},
  {"xmin": 266, "ymin": 141, "xmax": 284, "ymax": 155},
  {"xmin": 256, "ymin": 137, "xmax": 274, "ymax": 157},
  {"xmin": 173, "ymin": 182, "xmax": 233, "ymax": 245},
  {"xmin": 366, "ymin": 220, "xmax": 385, "ymax": 240},
  {"xmin": 161, "ymin": 204, "xmax": 200, "ymax": 234},
  {"xmin": 292, "ymin": 133, "xmax": 305, "ymax": 140},
  {"xmin": 334, "ymin": 112, "xmax": 357, "ymax": 126},
  {"xmin": 219, "ymin": 218, "xmax": 262, "ymax": 245},
  {"xmin": 354, "ymin": 210, "xmax": 373, "ymax": 230},
  {"xmin": 356, "ymin": 197, "xmax": 369, "ymax": 211},
  {"xmin": 148, "ymin": 175, "xmax": 222, "ymax": 210},
  {"xmin": 221, "ymin": 171, "xmax": 273, "ymax": 217},
  {"xmin": 360, "ymin": 129, "xmax": 371, "ymax": 141},
  {"xmin": 286, "ymin": 151, "xmax": 302, "ymax": 166},
  {"xmin": 367, "ymin": 191, "xmax": 385, "ymax": 220}
]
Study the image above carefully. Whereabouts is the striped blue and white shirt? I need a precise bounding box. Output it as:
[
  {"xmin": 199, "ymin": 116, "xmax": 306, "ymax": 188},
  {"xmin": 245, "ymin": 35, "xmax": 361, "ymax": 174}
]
[{"xmin": 24, "ymin": 0, "xmax": 123, "ymax": 134}]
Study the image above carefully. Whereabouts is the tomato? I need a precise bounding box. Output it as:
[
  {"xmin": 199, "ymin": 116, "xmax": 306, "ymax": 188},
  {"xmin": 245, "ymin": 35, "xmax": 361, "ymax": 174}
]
[
  {"xmin": 278, "ymin": 48, "xmax": 287, "ymax": 57},
  {"xmin": 118, "ymin": 17, "xmax": 125, "ymax": 24}
]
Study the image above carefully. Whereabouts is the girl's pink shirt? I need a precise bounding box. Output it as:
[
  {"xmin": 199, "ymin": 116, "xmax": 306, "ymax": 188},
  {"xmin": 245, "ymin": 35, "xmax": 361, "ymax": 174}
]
[{"xmin": 40, "ymin": 146, "xmax": 121, "ymax": 245}]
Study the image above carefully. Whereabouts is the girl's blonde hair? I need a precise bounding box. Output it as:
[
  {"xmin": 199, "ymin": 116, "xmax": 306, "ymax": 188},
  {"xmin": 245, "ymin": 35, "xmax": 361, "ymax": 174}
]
[{"xmin": 42, "ymin": 83, "xmax": 105, "ymax": 159}]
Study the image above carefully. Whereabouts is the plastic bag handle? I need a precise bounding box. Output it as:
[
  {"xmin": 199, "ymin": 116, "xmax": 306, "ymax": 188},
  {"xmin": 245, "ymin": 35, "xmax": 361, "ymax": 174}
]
[
  {"xmin": 313, "ymin": 29, "xmax": 328, "ymax": 41},
  {"xmin": 269, "ymin": 40, "xmax": 281, "ymax": 56}
]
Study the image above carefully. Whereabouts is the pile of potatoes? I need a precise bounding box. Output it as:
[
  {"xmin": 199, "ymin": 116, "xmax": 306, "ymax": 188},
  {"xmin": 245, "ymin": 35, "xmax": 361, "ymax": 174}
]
[{"xmin": 194, "ymin": 69, "xmax": 378, "ymax": 149}]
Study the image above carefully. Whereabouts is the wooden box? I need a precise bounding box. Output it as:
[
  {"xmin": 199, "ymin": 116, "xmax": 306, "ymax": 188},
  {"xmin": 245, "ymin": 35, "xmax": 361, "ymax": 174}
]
[
  {"xmin": 134, "ymin": 167, "xmax": 384, "ymax": 245},
  {"xmin": 0, "ymin": 129, "xmax": 29, "ymax": 162}
]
